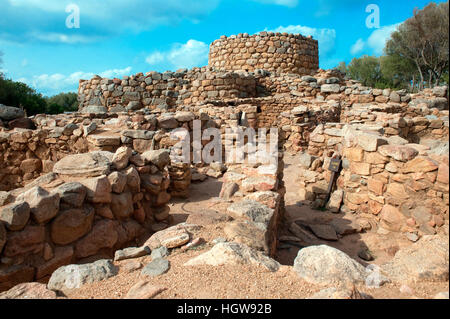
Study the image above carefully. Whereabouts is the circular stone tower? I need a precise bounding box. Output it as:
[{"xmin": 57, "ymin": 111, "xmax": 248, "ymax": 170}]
[{"xmin": 208, "ymin": 32, "xmax": 319, "ymax": 75}]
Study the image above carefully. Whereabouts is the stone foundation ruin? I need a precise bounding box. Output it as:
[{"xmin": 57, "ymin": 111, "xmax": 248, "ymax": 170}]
[{"xmin": 0, "ymin": 32, "xmax": 448, "ymax": 294}]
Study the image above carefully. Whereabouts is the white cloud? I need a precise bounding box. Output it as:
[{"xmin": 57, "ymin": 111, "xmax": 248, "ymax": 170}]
[
  {"xmin": 367, "ymin": 24, "xmax": 399, "ymax": 55},
  {"xmin": 145, "ymin": 39, "xmax": 209, "ymax": 69},
  {"xmin": 265, "ymin": 25, "xmax": 336, "ymax": 57},
  {"xmin": 253, "ymin": 0, "xmax": 298, "ymax": 7},
  {"xmin": 1, "ymin": 0, "xmax": 220, "ymax": 43},
  {"xmin": 29, "ymin": 32, "xmax": 101, "ymax": 44},
  {"xmin": 350, "ymin": 24, "xmax": 400, "ymax": 56},
  {"xmin": 167, "ymin": 40, "xmax": 209, "ymax": 69},
  {"xmin": 99, "ymin": 67, "xmax": 133, "ymax": 79},
  {"xmin": 18, "ymin": 66, "xmax": 132, "ymax": 95},
  {"xmin": 146, "ymin": 52, "xmax": 165, "ymax": 65},
  {"xmin": 350, "ymin": 38, "xmax": 365, "ymax": 55}
]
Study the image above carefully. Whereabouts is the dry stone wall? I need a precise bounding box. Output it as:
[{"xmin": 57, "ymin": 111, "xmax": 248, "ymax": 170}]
[
  {"xmin": 297, "ymin": 123, "xmax": 449, "ymax": 239},
  {"xmin": 77, "ymin": 69, "xmax": 257, "ymax": 112},
  {"xmin": 209, "ymin": 32, "xmax": 319, "ymax": 75},
  {"xmin": 0, "ymin": 147, "xmax": 172, "ymax": 291}
]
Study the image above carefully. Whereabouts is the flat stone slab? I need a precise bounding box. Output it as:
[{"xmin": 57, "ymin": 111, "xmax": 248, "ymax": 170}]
[
  {"xmin": 53, "ymin": 151, "xmax": 113, "ymax": 177},
  {"xmin": 141, "ymin": 258, "xmax": 170, "ymax": 277},
  {"xmin": 114, "ymin": 246, "xmax": 151, "ymax": 261},
  {"xmin": 122, "ymin": 130, "xmax": 155, "ymax": 140},
  {"xmin": 144, "ymin": 223, "xmax": 199, "ymax": 250},
  {"xmin": 184, "ymin": 242, "xmax": 280, "ymax": 272},
  {"xmin": 47, "ymin": 259, "xmax": 118, "ymax": 292},
  {"xmin": 186, "ymin": 209, "xmax": 232, "ymax": 226},
  {"xmin": 308, "ymin": 224, "xmax": 338, "ymax": 241},
  {"xmin": 87, "ymin": 135, "xmax": 121, "ymax": 147}
]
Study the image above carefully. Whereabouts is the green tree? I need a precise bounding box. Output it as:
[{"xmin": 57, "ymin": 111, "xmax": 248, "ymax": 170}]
[
  {"xmin": 335, "ymin": 61, "xmax": 348, "ymax": 74},
  {"xmin": 0, "ymin": 78, "xmax": 47, "ymax": 115},
  {"xmin": 380, "ymin": 54, "xmax": 418, "ymax": 90},
  {"xmin": 385, "ymin": 1, "xmax": 449, "ymax": 89},
  {"xmin": 45, "ymin": 92, "xmax": 78, "ymax": 113},
  {"xmin": 346, "ymin": 55, "xmax": 384, "ymax": 88}
]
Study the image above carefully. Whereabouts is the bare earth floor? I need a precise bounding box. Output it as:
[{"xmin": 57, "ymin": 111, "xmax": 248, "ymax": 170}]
[{"xmin": 63, "ymin": 153, "xmax": 449, "ymax": 299}]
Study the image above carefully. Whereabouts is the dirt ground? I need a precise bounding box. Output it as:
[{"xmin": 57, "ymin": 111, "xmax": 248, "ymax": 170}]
[{"xmin": 64, "ymin": 153, "xmax": 449, "ymax": 299}]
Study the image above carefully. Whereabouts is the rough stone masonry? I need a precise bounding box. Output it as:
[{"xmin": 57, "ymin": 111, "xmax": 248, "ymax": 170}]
[{"xmin": 0, "ymin": 31, "xmax": 448, "ymax": 295}]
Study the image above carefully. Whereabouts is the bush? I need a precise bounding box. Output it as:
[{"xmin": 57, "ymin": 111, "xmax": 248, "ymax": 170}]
[
  {"xmin": 0, "ymin": 78, "xmax": 47, "ymax": 115},
  {"xmin": 0, "ymin": 76, "xmax": 78, "ymax": 115}
]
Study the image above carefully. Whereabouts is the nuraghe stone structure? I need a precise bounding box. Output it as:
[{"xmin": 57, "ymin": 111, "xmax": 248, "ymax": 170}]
[
  {"xmin": 209, "ymin": 32, "xmax": 319, "ymax": 75},
  {"xmin": 0, "ymin": 32, "xmax": 449, "ymax": 293}
]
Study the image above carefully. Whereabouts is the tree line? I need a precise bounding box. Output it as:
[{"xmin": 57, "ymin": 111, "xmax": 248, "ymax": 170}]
[
  {"xmin": 0, "ymin": 57, "xmax": 78, "ymax": 116},
  {"xmin": 336, "ymin": 1, "xmax": 449, "ymax": 92}
]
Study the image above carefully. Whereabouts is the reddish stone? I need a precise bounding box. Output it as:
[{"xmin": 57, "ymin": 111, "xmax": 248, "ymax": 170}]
[
  {"xmin": 368, "ymin": 178, "xmax": 384, "ymax": 196},
  {"xmin": 368, "ymin": 200, "xmax": 383, "ymax": 215},
  {"xmin": 344, "ymin": 147, "xmax": 364, "ymax": 162},
  {"xmin": 75, "ymin": 220, "xmax": 118, "ymax": 258},
  {"xmin": 350, "ymin": 162, "xmax": 370, "ymax": 175},
  {"xmin": 35, "ymin": 246, "xmax": 74, "ymax": 279},
  {"xmin": 3, "ymin": 225, "xmax": 45, "ymax": 257},
  {"xmin": 403, "ymin": 156, "xmax": 439, "ymax": 173},
  {"xmin": 8, "ymin": 118, "xmax": 36, "ymax": 130},
  {"xmin": 380, "ymin": 205, "xmax": 406, "ymax": 232},
  {"xmin": 0, "ymin": 266, "xmax": 35, "ymax": 292},
  {"xmin": 437, "ymin": 164, "xmax": 449, "ymax": 184},
  {"xmin": 133, "ymin": 207, "xmax": 146, "ymax": 224}
]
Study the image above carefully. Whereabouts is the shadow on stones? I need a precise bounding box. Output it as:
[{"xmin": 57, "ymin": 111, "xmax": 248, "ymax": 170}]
[{"xmin": 276, "ymin": 203, "xmax": 372, "ymax": 268}]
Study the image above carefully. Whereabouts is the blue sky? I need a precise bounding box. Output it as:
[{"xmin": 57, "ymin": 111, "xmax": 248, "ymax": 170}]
[{"xmin": 0, "ymin": 0, "xmax": 446, "ymax": 96}]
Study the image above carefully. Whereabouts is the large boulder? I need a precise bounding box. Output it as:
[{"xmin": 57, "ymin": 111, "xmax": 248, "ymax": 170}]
[
  {"xmin": 50, "ymin": 206, "xmax": 95, "ymax": 245},
  {"xmin": 382, "ymin": 235, "xmax": 449, "ymax": 284},
  {"xmin": 110, "ymin": 192, "xmax": 133, "ymax": 219},
  {"xmin": 47, "ymin": 259, "xmax": 118, "ymax": 292},
  {"xmin": 54, "ymin": 182, "xmax": 87, "ymax": 208},
  {"xmin": 53, "ymin": 152, "xmax": 113, "ymax": 177},
  {"xmin": 2, "ymin": 225, "xmax": 45, "ymax": 257},
  {"xmin": 0, "ymin": 104, "xmax": 25, "ymax": 121},
  {"xmin": 8, "ymin": 118, "xmax": 36, "ymax": 130},
  {"xmin": 80, "ymin": 175, "xmax": 112, "ymax": 204},
  {"xmin": 17, "ymin": 186, "xmax": 60, "ymax": 224},
  {"xmin": 293, "ymin": 245, "xmax": 366, "ymax": 286},
  {"xmin": 112, "ymin": 146, "xmax": 132, "ymax": 170},
  {"xmin": 142, "ymin": 149, "xmax": 171, "ymax": 170},
  {"xmin": 184, "ymin": 242, "xmax": 280, "ymax": 272},
  {"xmin": 74, "ymin": 220, "xmax": 118, "ymax": 258},
  {"xmin": 224, "ymin": 221, "xmax": 267, "ymax": 252},
  {"xmin": 0, "ymin": 202, "xmax": 30, "ymax": 231}
]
